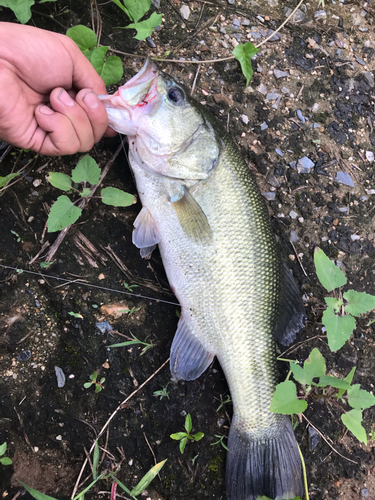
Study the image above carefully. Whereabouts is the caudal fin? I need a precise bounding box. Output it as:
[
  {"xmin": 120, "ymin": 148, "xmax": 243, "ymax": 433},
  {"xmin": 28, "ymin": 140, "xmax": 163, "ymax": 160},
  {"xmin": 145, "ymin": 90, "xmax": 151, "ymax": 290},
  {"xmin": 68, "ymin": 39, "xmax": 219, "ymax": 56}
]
[{"xmin": 226, "ymin": 416, "xmax": 303, "ymax": 500}]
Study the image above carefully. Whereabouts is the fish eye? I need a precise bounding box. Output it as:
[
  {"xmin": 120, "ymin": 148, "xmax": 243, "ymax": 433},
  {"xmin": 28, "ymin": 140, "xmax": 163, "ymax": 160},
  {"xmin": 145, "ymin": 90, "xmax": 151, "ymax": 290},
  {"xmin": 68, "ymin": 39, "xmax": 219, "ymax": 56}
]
[{"xmin": 167, "ymin": 86, "xmax": 185, "ymax": 105}]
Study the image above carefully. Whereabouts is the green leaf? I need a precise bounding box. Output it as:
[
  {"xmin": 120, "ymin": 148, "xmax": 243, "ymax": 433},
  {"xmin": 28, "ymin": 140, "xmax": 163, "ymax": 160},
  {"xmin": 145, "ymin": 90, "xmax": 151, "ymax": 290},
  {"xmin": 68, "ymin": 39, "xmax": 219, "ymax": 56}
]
[
  {"xmin": 114, "ymin": 477, "xmax": 133, "ymax": 495},
  {"xmin": 92, "ymin": 441, "xmax": 99, "ymax": 480},
  {"xmin": 185, "ymin": 414, "xmax": 192, "ymax": 434},
  {"xmin": 0, "ymin": 456, "xmax": 12, "ymax": 465},
  {"xmin": 343, "ymin": 289, "xmax": 375, "ymax": 317},
  {"xmin": 111, "ymin": 0, "xmax": 130, "ymax": 16},
  {"xmin": 0, "ymin": 0, "xmax": 34, "ymax": 23},
  {"xmin": 290, "ymin": 362, "xmax": 312, "ymax": 386},
  {"xmin": 0, "ymin": 172, "xmax": 20, "ymax": 188},
  {"xmin": 316, "ymin": 376, "xmax": 351, "ymax": 390},
  {"xmin": 0, "ymin": 442, "xmax": 6, "ymax": 456},
  {"xmin": 68, "ymin": 312, "xmax": 83, "ymax": 318},
  {"xmin": 80, "ymin": 188, "xmax": 91, "ymax": 198},
  {"xmin": 179, "ymin": 436, "xmax": 188, "ymax": 454},
  {"xmin": 130, "ymin": 459, "xmax": 167, "ymax": 496},
  {"xmin": 193, "ymin": 432, "xmax": 204, "ymax": 441},
  {"xmin": 338, "ymin": 367, "xmax": 356, "ymax": 399},
  {"xmin": 232, "ymin": 42, "xmax": 259, "ymax": 87},
  {"xmin": 270, "ymin": 381, "xmax": 307, "ymax": 415},
  {"xmin": 83, "ymin": 382, "xmax": 92, "ymax": 388},
  {"xmin": 66, "ymin": 25, "xmax": 97, "ymax": 51},
  {"xmin": 47, "ymin": 196, "xmax": 82, "ymax": 232},
  {"xmin": 325, "ymin": 297, "xmax": 343, "ymax": 313},
  {"xmin": 314, "ymin": 247, "xmax": 347, "ymax": 291},
  {"xmin": 170, "ymin": 432, "xmax": 187, "ymax": 440},
  {"xmin": 87, "ymin": 45, "xmax": 108, "ymax": 74},
  {"xmin": 72, "ymin": 472, "xmax": 106, "ymax": 499},
  {"xmin": 71, "ymin": 155, "xmax": 101, "ymax": 185},
  {"xmin": 17, "ymin": 481, "xmax": 58, "ymax": 500},
  {"xmin": 304, "ymin": 348, "xmax": 326, "ymax": 380},
  {"xmin": 123, "ymin": 0, "xmax": 151, "ymax": 22},
  {"xmin": 347, "ymin": 384, "xmax": 375, "ymax": 410},
  {"xmin": 322, "ymin": 308, "xmax": 356, "ymax": 352},
  {"xmin": 341, "ymin": 409, "xmax": 367, "ymax": 444},
  {"xmin": 40, "ymin": 262, "xmax": 53, "ymax": 269},
  {"xmin": 100, "ymin": 55, "xmax": 124, "ymax": 87},
  {"xmin": 126, "ymin": 12, "xmax": 163, "ymax": 41},
  {"xmin": 48, "ymin": 172, "xmax": 72, "ymax": 191},
  {"xmin": 101, "ymin": 187, "xmax": 136, "ymax": 206}
]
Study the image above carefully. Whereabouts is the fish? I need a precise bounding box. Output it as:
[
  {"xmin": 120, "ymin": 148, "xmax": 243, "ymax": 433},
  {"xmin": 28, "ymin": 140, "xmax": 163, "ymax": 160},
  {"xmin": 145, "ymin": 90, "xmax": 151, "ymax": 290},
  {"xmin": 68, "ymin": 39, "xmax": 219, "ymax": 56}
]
[{"xmin": 99, "ymin": 59, "xmax": 306, "ymax": 500}]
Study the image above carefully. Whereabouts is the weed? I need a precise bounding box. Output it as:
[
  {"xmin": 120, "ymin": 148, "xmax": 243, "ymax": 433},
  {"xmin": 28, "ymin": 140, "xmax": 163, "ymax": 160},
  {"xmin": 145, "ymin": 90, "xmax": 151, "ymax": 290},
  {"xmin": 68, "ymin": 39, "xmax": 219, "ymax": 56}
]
[
  {"xmin": 232, "ymin": 42, "xmax": 259, "ymax": 87},
  {"xmin": 369, "ymin": 429, "xmax": 375, "ymax": 441},
  {"xmin": 216, "ymin": 394, "xmax": 232, "ymax": 412},
  {"xmin": 270, "ymin": 248, "xmax": 375, "ymax": 444},
  {"xmin": 111, "ymin": 0, "xmax": 162, "ymax": 41},
  {"xmin": 170, "ymin": 414, "xmax": 204, "ymax": 454},
  {"xmin": 108, "ymin": 330, "xmax": 153, "ymax": 355},
  {"xmin": 211, "ymin": 434, "xmax": 228, "ymax": 451},
  {"xmin": 47, "ymin": 155, "xmax": 136, "ymax": 233},
  {"xmin": 123, "ymin": 282, "xmax": 140, "ymax": 292},
  {"xmin": 84, "ymin": 371, "xmax": 105, "ymax": 393},
  {"xmin": 153, "ymin": 383, "xmax": 171, "ymax": 400},
  {"xmin": 0, "ymin": 442, "xmax": 12, "ymax": 466}
]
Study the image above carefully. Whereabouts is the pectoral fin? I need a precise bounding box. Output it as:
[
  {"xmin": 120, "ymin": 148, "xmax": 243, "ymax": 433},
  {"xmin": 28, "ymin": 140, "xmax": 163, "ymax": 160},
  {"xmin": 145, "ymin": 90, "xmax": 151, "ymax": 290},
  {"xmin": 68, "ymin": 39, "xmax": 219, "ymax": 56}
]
[
  {"xmin": 171, "ymin": 187, "xmax": 213, "ymax": 244},
  {"xmin": 170, "ymin": 317, "xmax": 215, "ymax": 381},
  {"xmin": 132, "ymin": 207, "xmax": 160, "ymax": 259}
]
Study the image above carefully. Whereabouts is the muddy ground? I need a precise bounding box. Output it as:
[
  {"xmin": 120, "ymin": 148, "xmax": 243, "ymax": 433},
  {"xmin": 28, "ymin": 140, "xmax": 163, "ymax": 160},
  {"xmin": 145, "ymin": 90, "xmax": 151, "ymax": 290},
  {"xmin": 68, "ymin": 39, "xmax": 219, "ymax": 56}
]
[{"xmin": 1, "ymin": 0, "xmax": 375, "ymax": 498}]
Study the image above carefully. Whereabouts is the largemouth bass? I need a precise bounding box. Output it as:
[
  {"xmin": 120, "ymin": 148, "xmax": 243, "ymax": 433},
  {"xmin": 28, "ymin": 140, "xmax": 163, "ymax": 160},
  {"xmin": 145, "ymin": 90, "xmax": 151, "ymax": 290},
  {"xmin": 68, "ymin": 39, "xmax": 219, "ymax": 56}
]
[{"xmin": 99, "ymin": 59, "xmax": 306, "ymax": 500}]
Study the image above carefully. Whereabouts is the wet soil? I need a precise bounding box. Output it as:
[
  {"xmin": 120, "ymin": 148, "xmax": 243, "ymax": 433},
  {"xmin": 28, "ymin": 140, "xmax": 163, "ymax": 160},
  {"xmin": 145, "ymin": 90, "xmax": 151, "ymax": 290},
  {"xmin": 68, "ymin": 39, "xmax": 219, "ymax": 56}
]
[{"xmin": 1, "ymin": 0, "xmax": 375, "ymax": 499}]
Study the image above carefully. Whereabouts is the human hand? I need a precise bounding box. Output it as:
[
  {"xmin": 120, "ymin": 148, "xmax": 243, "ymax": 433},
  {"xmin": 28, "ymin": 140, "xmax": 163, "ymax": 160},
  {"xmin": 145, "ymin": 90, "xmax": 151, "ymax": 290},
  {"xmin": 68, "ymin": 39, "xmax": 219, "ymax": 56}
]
[{"xmin": 0, "ymin": 22, "xmax": 117, "ymax": 156}]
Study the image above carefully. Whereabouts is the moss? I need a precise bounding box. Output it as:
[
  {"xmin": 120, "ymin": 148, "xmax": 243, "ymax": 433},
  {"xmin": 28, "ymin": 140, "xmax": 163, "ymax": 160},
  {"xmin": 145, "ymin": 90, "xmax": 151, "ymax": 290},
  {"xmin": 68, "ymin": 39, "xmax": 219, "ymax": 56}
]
[{"xmin": 208, "ymin": 454, "xmax": 224, "ymax": 474}]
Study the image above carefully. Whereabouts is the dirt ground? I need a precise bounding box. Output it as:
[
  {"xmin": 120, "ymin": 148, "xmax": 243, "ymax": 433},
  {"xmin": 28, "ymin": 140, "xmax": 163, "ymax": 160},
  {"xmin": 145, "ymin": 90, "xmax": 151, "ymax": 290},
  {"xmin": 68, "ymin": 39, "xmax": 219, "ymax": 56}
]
[{"xmin": 1, "ymin": 0, "xmax": 375, "ymax": 499}]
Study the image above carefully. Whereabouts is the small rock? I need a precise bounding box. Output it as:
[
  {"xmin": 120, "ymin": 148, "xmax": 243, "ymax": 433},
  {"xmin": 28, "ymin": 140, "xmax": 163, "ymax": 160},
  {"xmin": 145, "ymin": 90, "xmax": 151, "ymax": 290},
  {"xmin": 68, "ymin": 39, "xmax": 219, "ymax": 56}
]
[
  {"xmin": 227, "ymin": 0, "xmax": 234, "ymax": 4},
  {"xmin": 272, "ymin": 96, "xmax": 282, "ymax": 110},
  {"xmin": 180, "ymin": 3, "xmax": 190, "ymax": 13},
  {"xmin": 351, "ymin": 235, "xmax": 361, "ymax": 241},
  {"xmin": 361, "ymin": 489, "xmax": 369, "ymax": 498},
  {"xmin": 260, "ymin": 122, "xmax": 268, "ymax": 130},
  {"xmin": 352, "ymin": 12, "xmax": 362, "ymax": 25},
  {"xmin": 17, "ymin": 350, "xmax": 32, "ymax": 362},
  {"xmin": 335, "ymin": 171, "xmax": 354, "ymax": 187},
  {"xmin": 290, "ymin": 231, "xmax": 299, "ymax": 243},
  {"xmin": 275, "ymin": 149, "xmax": 283, "ymax": 157},
  {"xmin": 96, "ymin": 321, "xmax": 113, "ymax": 334},
  {"xmin": 266, "ymin": 92, "xmax": 281, "ymax": 100},
  {"xmin": 233, "ymin": 18, "xmax": 240, "ymax": 26},
  {"xmin": 365, "ymin": 188, "xmax": 375, "ymax": 195},
  {"xmin": 366, "ymin": 151, "xmax": 374, "ymax": 162},
  {"xmin": 296, "ymin": 156, "xmax": 314, "ymax": 173},
  {"xmin": 263, "ymin": 192, "xmax": 276, "ymax": 201},
  {"xmin": 363, "ymin": 72, "xmax": 374, "ymax": 86},
  {"xmin": 358, "ymin": 27, "xmax": 368, "ymax": 32},
  {"xmin": 55, "ymin": 366, "xmax": 66, "ymax": 388},
  {"xmin": 241, "ymin": 114, "xmax": 249, "ymax": 124},
  {"xmin": 289, "ymin": 210, "xmax": 298, "ymax": 219},
  {"xmin": 296, "ymin": 110, "xmax": 306, "ymax": 123},
  {"xmin": 241, "ymin": 19, "xmax": 250, "ymax": 25},
  {"xmin": 267, "ymin": 29, "xmax": 280, "ymax": 42},
  {"xmin": 314, "ymin": 10, "xmax": 326, "ymax": 20},
  {"xmin": 312, "ymin": 103, "xmax": 319, "ymax": 112},
  {"xmin": 213, "ymin": 94, "xmax": 232, "ymax": 106},
  {"xmin": 281, "ymin": 87, "xmax": 290, "ymax": 94},
  {"xmin": 355, "ymin": 57, "xmax": 366, "ymax": 66},
  {"xmin": 274, "ymin": 69, "xmax": 288, "ymax": 79},
  {"xmin": 309, "ymin": 426, "xmax": 320, "ymax": 450},
  {"xmin": 146, "ymin": 37, "xmax": 156, "ymax": 48},
  {"xmin": 152, "ymin": 0, "xmax": 160, "ymax": 7},
  {"xmin": 257, "ymin": 83, "xmax": 267, "ymax": 95}
]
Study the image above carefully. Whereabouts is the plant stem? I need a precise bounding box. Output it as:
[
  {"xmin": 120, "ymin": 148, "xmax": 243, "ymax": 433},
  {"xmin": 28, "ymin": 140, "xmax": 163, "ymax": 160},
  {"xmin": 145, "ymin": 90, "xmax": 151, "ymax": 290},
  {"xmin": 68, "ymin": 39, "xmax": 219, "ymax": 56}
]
[{"xmin": 297, "ymin": 444, "xmax": 309, "ymax": 500}]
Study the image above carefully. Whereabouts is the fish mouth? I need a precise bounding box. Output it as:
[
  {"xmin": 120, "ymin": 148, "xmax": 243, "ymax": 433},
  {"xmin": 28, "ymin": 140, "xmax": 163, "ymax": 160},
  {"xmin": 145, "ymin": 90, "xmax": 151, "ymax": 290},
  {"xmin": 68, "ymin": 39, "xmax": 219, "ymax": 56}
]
[{"xmin": 98, "ymin": 58, "xmax": 160, "ymax": 135}]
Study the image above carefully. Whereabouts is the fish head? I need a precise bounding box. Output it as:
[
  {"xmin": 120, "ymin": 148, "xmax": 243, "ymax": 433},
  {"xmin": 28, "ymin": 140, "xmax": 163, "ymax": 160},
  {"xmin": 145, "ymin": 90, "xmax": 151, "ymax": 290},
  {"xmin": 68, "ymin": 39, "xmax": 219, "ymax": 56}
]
[{"xmin": 99, "ymin": 59, "xmax": 223, "ymax": 181}]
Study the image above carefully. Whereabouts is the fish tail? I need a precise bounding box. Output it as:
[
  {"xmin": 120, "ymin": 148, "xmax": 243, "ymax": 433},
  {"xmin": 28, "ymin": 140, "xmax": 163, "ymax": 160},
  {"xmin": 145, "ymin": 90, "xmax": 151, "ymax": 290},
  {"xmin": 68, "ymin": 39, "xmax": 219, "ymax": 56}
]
[{"xmin": 226, "ymin": 415, "xmax": 303, "ymax": 500}]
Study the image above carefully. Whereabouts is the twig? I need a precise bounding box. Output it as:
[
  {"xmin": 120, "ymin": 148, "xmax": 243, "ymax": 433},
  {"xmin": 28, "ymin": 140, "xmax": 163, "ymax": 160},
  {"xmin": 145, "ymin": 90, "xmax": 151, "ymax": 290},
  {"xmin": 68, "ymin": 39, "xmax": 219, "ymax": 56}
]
[
  {"xmin": 300, "ymin": 413, "xmax": 358, "ymax": 464},
  {"xmin": 44, "ymin": 143, "xmax": 122, "ymax": 262},
  {"xmin": 143, "ymin": 432, "xmax": 161, "ymax": 479},
  {"xmin": 290, "ymin": 241, "xmax": 308, "ymax": 277},
  {"xmin": 71, "ymin": 358, "xmax": 170, "ymax": 499},
  {"xmin": 191, "ymin": 64, "xmax": 201, "ymax": 96},
  {"xmin": 29, "ymin": 241, "xmax": 50, "ymax": 265}
]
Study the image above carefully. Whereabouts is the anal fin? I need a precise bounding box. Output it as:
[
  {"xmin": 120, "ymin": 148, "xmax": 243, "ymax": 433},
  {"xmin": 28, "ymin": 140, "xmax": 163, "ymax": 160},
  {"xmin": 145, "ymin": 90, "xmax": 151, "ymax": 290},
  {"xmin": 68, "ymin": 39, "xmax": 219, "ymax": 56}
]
[
  {"xmin": 274, "ymin": 263, "xmax": 307, "ymax": 346},
  {"xmin": 170, "ymin": 317, "xmax": 215, "ymax": 381},
  {"xmin": 132, "ymin": 207, "xmax": 160, "ymax": 259}
]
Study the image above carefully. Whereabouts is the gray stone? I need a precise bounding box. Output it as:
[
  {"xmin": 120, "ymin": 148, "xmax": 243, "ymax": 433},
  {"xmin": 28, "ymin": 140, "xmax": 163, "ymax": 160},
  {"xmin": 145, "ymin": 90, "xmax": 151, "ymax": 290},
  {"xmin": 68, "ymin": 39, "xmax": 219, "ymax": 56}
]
[
  {"xmin": 233, "ymin": 18, "xmax": 240, "ymax": 26},
  {"xmin": 275, "ymin": 148, "xmax": 283, "ymax": 157},
  {"xmin": 281, "ymin": 86, "xmax": 290, "ymax": 94},
  {"xmin": 355, "ymin": 57, "xmax": 366, "ymax": 66},
  {"xmin": 290, "ymin": 231, "xmax": 299, "ymax": 243},
  {"xmin": 289, "ymin": 210, "xmax": 298, "ymax": 219},
  {"xmin": 260, "ymin": 122, "xmax": 268, "ymax": 130},
  {"xmin": 296, "ymin": 156, "xmax": 314, "ymax": 173},
  {"xmin": 263, "ymin": 192, "xmax": 276, "ymax": 201},
  {"xmin": 180, "ymin": 4, "xmax": 190, "ymax": 20},
  {"xmin": 266, "ymin": 92, "xmax": 281, "ymax": 100},
  {"xmin": 55, "ymin": 366, "xmax": 66, "ymax": 388},
  {"xmin": 366, "ymin": 151, "xmax": 374, "ymax": 162},
  {"xmin": 96, "ymin": 320, "xmax": 113, "ymax": 333},
  {"xmin": 314, "ymin": 10, "xmax": 326, "ymax": 20},
  {"xmin": 241, "ymin": 114, "xmax": 249, "ymax": 124},
  {"xmin": 257, "ymin": 83, "xmax": 267, "ymax": 95},
  {"xmin": 363, "ymin": 72, "xmax": 374, "ymax": 86},
  {"xmin": 267, "ymin": 29, "xmax": 280, "ymax": 42},
  {"xmin": 297, "ymin": 109, "xmax": 306, "ymax": 123},
  {"xmin": 274, "ymin": 69, "xmax": 289, "ymax": 79},
  {"xmin": 335, "ymin": 171, "xmax": 355, "ymax": 187}
]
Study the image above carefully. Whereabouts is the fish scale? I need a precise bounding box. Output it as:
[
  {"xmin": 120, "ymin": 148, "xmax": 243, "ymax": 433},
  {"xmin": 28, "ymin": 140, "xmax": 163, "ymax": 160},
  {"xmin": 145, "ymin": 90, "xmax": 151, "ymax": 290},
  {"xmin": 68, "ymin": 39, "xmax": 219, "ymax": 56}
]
[{"xmin": 100, "ymin": 58, "xmax": 306, "ymax": 500}]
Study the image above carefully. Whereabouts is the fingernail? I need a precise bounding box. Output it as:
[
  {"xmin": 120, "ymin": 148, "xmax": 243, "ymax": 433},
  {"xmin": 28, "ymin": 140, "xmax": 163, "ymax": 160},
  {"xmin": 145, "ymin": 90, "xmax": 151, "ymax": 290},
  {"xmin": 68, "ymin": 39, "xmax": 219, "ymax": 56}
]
[
  {"xmin": 59, "ymin": 89, "xmax": 75, "ymax": 107},
  {"xmin": 39, "ymin": 105, "xmax": 54, "ymax": 115},
  {"xmin": 83, "ymin": 91, "xmax": 99, "ymax": 109}
]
